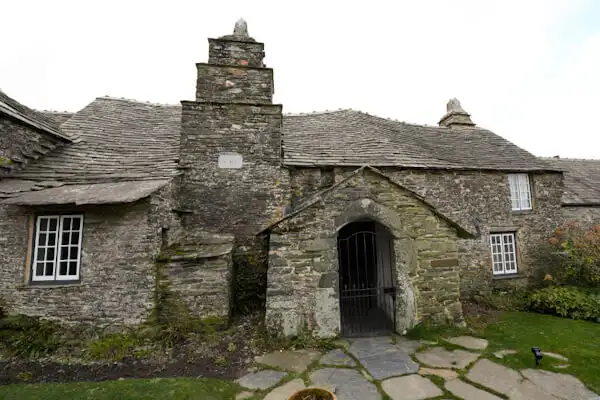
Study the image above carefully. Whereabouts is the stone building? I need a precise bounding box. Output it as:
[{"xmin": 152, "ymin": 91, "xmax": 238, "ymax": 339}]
[{"xmin": 0, "ymin": 20, "xmax": 598, "ymax": 338}]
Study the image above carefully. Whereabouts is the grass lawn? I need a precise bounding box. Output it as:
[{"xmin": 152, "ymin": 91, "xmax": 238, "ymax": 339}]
[
  {"xmin": 410, "ymin": 311, "xmax": 600, "ymax": 394},
  {"xmin": 0, "ymin": 377, "xmax": 247, "ymax": 400}
]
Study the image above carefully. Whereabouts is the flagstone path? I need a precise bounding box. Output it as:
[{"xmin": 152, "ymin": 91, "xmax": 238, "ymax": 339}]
[{"xmin": 235, "ymin": 335, "xmax": 599, "ymax": 400}]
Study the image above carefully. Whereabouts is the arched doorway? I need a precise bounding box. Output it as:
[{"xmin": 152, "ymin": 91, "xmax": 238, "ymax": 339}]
[{"xmin": 337, "ymin": 219, "xmax": 396, "ymax": 337}]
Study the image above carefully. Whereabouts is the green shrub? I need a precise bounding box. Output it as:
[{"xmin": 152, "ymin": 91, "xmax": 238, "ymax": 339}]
[
  {"xmin": 527, "ymin": 286, "xmax": 600, "ymax": 321},
  {"xmin": 545, "ymin": 222, "xmax": 600, "ymax": 287},
  {"xmin": 0, "ymin": 314, "xmax": 61, "ymax": 357},
  {"xmin": 87, "ymin": 332, "xmax": 143, "ymax": 361}
]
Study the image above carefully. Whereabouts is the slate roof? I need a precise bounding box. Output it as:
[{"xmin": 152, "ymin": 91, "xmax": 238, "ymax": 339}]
[
  {"xmin": 542, "ymin": 157, "xmax": 600, "ymax": 205},
  {"xmin": 5, "ymin": 97, "xmax": 181, "ymax": 183},
  {"xmin": 1, "ymin": 180, "xmax": 170, "ymax": 205},
  {"xmin": 41, "ymin": 111, "xmax": 74, "ymax": 126},
  {"xmin": 282, "ymin": 110, "xmax": 559, "ymax": 171},
  {"xmin": 0, "ymin": 89, "xmax": 71, "ymax": 141}
]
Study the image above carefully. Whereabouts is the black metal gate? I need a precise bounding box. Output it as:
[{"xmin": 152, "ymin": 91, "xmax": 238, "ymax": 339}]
[{"xmin": 338, "ymin": 221, "xmax": 396, "ymax": 337}]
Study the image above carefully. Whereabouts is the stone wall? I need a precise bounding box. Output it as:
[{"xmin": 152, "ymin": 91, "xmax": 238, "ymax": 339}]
[
  {"xmin": 0, "ymin": 200, "xmax": 159, "ymax": 326},
  {"xmin": 178, "ymin": 102, "xmax": 288, "ymax": 237},
  {"xmin": 378, "ymin": 168, "xmax": 564, "ymax": 294},
  {"xmin": 562, "ymin": 206, "xmax": 600, "ymax": 224},
  {"xmin": 0, "ymin": 117, "xmax": 66, "ymax": 178},
  {"xmin": 195, "ymin": 65, "xmax": 274, "ymax": 104},
  {"xmin": 157, "ymin": 233, "xmax": 234, "ymax": 319},
  {"xmin": 266, "ymin": 168, "xmax": 465, "ymax": 338}
]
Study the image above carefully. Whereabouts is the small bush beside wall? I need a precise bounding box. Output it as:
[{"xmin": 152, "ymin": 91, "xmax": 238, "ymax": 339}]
[{"xmin": 527, "ymin": 286, "xmax": 600, "ymax": 322}]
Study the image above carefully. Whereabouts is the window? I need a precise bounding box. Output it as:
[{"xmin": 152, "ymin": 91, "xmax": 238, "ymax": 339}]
[
  {"xmin": 32, "ymin": 215, "xmax": 83, "ymax": 282},
  {"xmin": 489, "ymin": 232, "xmax": 518, "ymax": 275},
  {"xmin": 508, "ymin": 173, "xmax": 532, "ymax": 211}
]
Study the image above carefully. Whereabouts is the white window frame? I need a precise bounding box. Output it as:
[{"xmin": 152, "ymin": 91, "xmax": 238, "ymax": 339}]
[
  {"xmin": 489, "ymin": 232, "xmax": 518, "ymax": 275},
  {"xmin": 508, "ymin": 173, "xmax": 532, "ymax": 211},
  {"xmin": 32, "ymin": 214, "xmax": 83, "ymax": 282}
]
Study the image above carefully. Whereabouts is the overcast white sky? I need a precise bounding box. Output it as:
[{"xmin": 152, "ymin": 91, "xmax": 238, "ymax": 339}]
[{"xmin": 2, "ymin": 0, "xmax": 599, "ymax": 159}]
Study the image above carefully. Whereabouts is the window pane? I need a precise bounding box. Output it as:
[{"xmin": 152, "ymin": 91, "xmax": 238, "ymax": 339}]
[
  {"xmin": 36, "ymin": 262, "xmax": 44, "ymax": 276},
  {"xmin": 68, "ymin": 261, "xmax": 77, "ymax": 276},
  {"xmin": 60, "ymin": 246, "xmax": 69, "ymax": 261},
  {"xmin": 70, "ymin": 232, "xmax": 80, "ymax": 245},
  {"xmin": 63, "ymin": 218, "xmax": 72, "ymax": 231},
  {"xmin": 39, "ymin": 233, "xmax": 47, "ymax": 246},
  {"xmin": 70, "ymin": 246, "xmax": 79, "ymax": 260},
  {"xmin": 62, "ymin": 232, "xmax": 70, "ymax": 246},
  {"xmin": 48, "ymin": 233, "xmax": 57, "ymax": 246},
  {"xmin": 44, "ymin": 262, "xmax": 54, "ymax": 276},
  {"xmin": 59, "ymin": 261, "xmax": 68, "ymax": 275},
  {"xmin": 36, "ymin": 248, "xmax": 46, "ymax": 262},
  {"xmin": 40, "ymin": 218, "xmax": 48, "ymax": 231},
  {"xmin": 49, "ymin": 218, "xmax": 58, "ymax": 231},
  {"xmin": 47, "ymin": 247, "xmax": 55, "ymax": 262},
  {"xmin": 71, "ymin": 218, "xmax": 81, "ymax": 231}
]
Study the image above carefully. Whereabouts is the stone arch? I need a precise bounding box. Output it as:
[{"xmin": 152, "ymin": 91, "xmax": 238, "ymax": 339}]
[{"xmin": 334, "ymin": 198, "xmax": 418, "ymax": 335}]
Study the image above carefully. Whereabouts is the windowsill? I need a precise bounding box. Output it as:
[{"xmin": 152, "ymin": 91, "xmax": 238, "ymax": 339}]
[
  {"xmin": 492, "ymin": 273, "xmax": 525, "ymax": 280},
  {"xmin": 511, "ymin": 209, "xmax": 533, "ymax": 215},
  {"xmin": 20, "ymin": 281, "xmax": 82, "ymax": 289}
]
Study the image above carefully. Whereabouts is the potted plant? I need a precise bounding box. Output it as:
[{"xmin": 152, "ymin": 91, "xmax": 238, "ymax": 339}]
[{"xmin": 288, "ymin": 387, "xmax": 336, "ymax": 400}]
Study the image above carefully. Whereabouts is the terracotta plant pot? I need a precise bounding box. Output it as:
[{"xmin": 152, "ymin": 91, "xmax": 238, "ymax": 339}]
[{"xmin": 288, "ymin": 387, "xmax": 337, "ymax": 400}]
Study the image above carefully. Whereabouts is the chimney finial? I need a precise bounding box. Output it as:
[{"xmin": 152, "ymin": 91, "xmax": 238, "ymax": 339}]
[
  {"xmin": 233, "ymin": 19, "xmax": 249, "ymax": 37},
  {"xmin": 439, "ymin": 98, "xmax": 475, "ymax": 128}
]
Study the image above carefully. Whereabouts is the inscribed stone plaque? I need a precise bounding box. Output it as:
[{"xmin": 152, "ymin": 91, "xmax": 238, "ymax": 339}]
[{"xmin": 218, "ymin": 152, "xmax": 243, "ymax": 169}]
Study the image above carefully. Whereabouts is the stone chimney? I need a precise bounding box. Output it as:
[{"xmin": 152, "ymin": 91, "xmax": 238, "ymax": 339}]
[
  {"xmin": 195, "ymin": 18, "xmax": 273, "ymax": 104},
  {"xmin": 438, "ymin": 98, "xmax": 475, "ymax": 128}
]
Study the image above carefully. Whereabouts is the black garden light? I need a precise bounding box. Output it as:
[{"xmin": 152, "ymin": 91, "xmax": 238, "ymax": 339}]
[{"xmin": 532, "ymin": 347, "xmax": 543, "ymax": 365}]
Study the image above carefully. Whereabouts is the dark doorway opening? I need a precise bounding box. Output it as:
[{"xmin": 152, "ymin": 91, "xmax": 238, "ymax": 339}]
[{"xmin": 338, "ymin": 220, "xmax": 396, "ymax": 337}]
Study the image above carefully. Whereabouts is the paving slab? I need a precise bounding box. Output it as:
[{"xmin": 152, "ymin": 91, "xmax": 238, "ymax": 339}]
[
  {"xmin": 255, "ymin": 349, "xmax": 321, "ymax": 373},
  {"xmin": 320, "ymin": 349, "xmax": 357, "ymax": 367},
  {"xmin": 507, "ymin": 379, "xmax": 561, "ymax": 400},
  {"xmin": 394, "ymin": 336, "xmax": 422, "ymax": 355},
  {"xmin": 521, "ymin": 368, "xmax": 598, "ymax": 400},
  {"xmin": 493, "ymin": 349, "xmax": 518, "ymax": 359},
  {"xmin": 542, "ymin": 351, "xmax": 569, "ymax": 362},
  {"xmin": 348, "ymin": 337, "xmax": 419, "ymax": 379},
  {"xmin": 415, "ymin": 346, "xmax": 479, "ymax": 369},
  {"xmin": 443, "ymin": 336, "xmax": 488, "ymax": 351},
  {"xmin": 445, "ymin": 379, "xmax": 503, "ymax": 400},
  {"xmin": 264, "ymin": 378, "xmax": 306, "ymax": 400},
  {"xmin": 382, "ymin": 374, "xmax": 443, "ymax": 400},
  {"xmin": 465, "ymin": 359, "xmax": 521, "ymax": 396},
  {"xmin": 235, "ymin": 369, "xmax": 288, "ymax": 390},
  {"xmin": 310, "ymin": 368, "xmax": 381, "ymax": 400},
  {"xmin": 418, "ymin": 367, "xmax": 458, "ymax": 380}
]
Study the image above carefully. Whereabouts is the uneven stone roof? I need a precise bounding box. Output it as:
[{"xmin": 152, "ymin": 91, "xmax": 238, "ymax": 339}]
[
  {"xmin": 41, "ymin": 111, "xmax": 75, "ymax": 126},
  {"xmin": 542, "ymin": 157, "xmax": 600, "ymax": 205},
  {"xmin": 6, "ymin": 97, "xmax": 181, "ymax": 184},
  {"xmin": 282, "ymin": 110, "xmax": 559, "ymax": 171},
  {"xmin": 0, "ymin": 89, "xmax": 71, "ymax": 141}
]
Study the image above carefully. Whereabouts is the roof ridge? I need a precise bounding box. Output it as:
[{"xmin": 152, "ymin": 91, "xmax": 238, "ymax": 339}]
[
  {"xmin": 97, "ymin": 96, "xmax": 179, "ymax": 107},
  {"xmin": 36, "ymin": 109, "xmax": 74, "ymax": 114},
  {"xmin": 282, "ymin": 108, "xmax": 448, "ymax": 130},
  {"xmin": 541, "ymin": 156, "xmax": 600, "ymax": 162},
  {"xmin": 283, "ymin": 109, "xmax": 350, "ymax": 116}
]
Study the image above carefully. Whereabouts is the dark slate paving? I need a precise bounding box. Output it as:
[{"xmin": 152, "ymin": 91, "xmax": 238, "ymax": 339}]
[
  {"xmin": 310, "ymin": 368, "xmax": 381, "ymax": 400},
  {"xmin": 348, "ymin": 337, "xmax": 419, "ymax": 380},
  {"xmin": 320, "ymin": 349, "xmax": 357, "ymax": 367},
  {"xmin": 235, "ymin": 369, "xmax": 288, "ymax": 390}
]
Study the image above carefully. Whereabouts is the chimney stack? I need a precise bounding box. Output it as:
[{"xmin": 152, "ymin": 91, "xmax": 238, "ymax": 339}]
[{"xmin": 438, "ymin": 98, "xmax": 475, "ymax": 128}]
